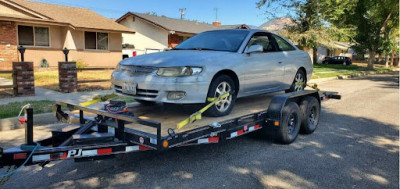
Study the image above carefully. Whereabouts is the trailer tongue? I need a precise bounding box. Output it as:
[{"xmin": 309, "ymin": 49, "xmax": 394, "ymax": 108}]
[{"xmin": 0, "ymin": 90, "xmax": 340, "ymax": 171}]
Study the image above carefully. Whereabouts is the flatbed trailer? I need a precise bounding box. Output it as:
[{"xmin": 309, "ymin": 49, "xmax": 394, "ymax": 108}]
[{"xmin": 0, "ymin": 90, "xmax": 340, "ymax": 170}]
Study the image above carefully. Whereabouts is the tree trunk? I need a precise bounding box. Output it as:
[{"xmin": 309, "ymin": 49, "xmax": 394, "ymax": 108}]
[
  {"xmin": 390, "ymin": 51, "xmax": 395, "ymax": 66},
  {"xmin": 368, "ymin": 50, "xmax": 375, "ymax": 69},
  {"xmin": 385, "ymin": 54, "xmax": 390, "ymax": 67},
  {"xmin": 313, "ymin": 47, "xmax": 318, "ymax": 64}
]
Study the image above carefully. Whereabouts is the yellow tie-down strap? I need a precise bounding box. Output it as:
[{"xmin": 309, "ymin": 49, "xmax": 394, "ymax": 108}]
[
  {"xmin": 295, "ymin": 82, "xmax": 320, "ymax": 91},
  {"xmin": 80, "ymin": 93, "xmax": 118, "ymax": 107},
  {"xmin": 177, "ymin": 92, "xmax": 230, "ymax": 130}
]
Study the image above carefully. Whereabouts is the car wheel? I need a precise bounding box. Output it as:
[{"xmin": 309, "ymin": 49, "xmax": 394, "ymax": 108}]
[
  {"xmin": 276, "ymin": 102, "xmax": 302, "ymax": 144},
  {"xmin": 135, "ymin": 99, "xmax": 156, "ymax": 106},
  {"xmin": 299, "ymin": 96, "xmax": 320, "ymax": 134},
  {"xmin": 287, "ymin": 69, "xmax": 306, "ymax": 93},
  {"xmin": 205, "ymin": 75, "xmax": 236, "ymax": 117}
]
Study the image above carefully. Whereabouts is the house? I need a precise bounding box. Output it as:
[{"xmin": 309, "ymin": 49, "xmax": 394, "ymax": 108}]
[
  {"xmin": 0, "ymin": 0, "xmax": 134, "ymax": 70},
  {"xmin": 260, "ymin": 17, "xmax": 352, "ymax": 63},
  {"xmin": 115, "ymin": 12, "xmax": 249, "ymax": 54}
]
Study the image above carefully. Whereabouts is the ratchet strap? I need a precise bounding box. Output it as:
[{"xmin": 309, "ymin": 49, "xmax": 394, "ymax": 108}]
[
  {"xmin": 295, "ymin": 82, "xmax": 320, "ymax": 91},
  {"xmin": 177, "ymin": 92, "xmax": 230, "ymax": 130},
  {"xmin": 80, "ymin": 93, "xmax": 118, "ymax": 107}
]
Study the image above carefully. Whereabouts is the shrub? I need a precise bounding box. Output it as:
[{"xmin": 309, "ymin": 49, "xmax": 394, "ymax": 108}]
[
  {"xmin": 74, "ymin": 60, "xmax": 89, "ymax": 69},
  {"xmin": 39, "ymin": 58, "xmax": 49, "ymax": 68}
]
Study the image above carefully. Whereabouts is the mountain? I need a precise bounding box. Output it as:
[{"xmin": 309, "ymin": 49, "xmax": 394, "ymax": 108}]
[{"xmin": 259, "ymin": 17, "xmax": 296, "ymax": 32}]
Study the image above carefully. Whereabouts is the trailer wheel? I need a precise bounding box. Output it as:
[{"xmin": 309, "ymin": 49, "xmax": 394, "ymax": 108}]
[
  {"xmin": 299, "ymin": 96, "xmax": 320, "ymax": 134},
  {"xmin": 277, "ymin": 102, "xmax": 301, "ymax": 144}
]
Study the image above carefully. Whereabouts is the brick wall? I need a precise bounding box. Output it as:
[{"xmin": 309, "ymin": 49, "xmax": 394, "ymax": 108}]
[
  {"xmin": 168, "ymin": 34, "xmax": 180, "ymax": 48},
  {"xmin": 0, "ymin": 21, "xmax": 18, "ymax": 70}
]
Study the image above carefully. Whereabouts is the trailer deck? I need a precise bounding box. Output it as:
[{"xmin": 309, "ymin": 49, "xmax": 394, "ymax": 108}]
[{"xmin": 0, "ymin": 90, "xmax": 340, "ymax": 174}]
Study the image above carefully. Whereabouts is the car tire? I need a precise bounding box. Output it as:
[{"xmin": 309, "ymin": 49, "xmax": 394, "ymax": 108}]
[
  {"xmin": 204, "ymin": 75, "xmax": 236, "ymax": 117},
  {"xmin": 299, "ymin": 96, "xmax": 320, "ymax": 134},
  {"xmin": 135, "ymin": 99, "xmax": 156, "ymax": 106},
  {"xmin": 276, "ymin": 102, "xmax": 302, "ymax": 144},
  {"xmin": 286, "ymin": 69, "xmax": 306, "ymax": 93}
]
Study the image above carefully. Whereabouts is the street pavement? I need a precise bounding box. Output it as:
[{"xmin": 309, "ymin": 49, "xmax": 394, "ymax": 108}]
[{"xmin": 0, "ymin": 73, "xmax": 398, "ymax": 189}]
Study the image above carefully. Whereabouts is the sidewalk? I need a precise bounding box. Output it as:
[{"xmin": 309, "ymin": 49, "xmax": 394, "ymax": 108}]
[{"xmin": 0, "ymin": 86, "xmax": 112, "ymax": 105}]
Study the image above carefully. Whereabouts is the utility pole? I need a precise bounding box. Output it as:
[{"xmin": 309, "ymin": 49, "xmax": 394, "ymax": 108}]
[
  {"xmin": 179, "ymin": 8, "xmax": 186, "ymax": 20},
  {"xmin": 214, "ymin": 8, "xmax": 218, "ymax": 21}
]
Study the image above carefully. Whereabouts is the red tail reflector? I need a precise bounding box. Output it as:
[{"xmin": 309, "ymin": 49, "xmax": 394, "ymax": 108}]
[
  {"xmin": 97, "ymin": 148, "xmax": 112, "ymax": 155},
  {"xmin": 14, "ymin": 153, "xmax": 27, "ymax": 160},
  {"xmin": 254, "ymin": 124, "xmax": 260, "ymax": 129},
  {"xmin": 132, "ymin": 51, "xmax": 137, "ymax": 57},
  {"xmin": 209, "ymin": 137, "xmax": 219, "ymax": 143},
  {"xmin": 139, "ymin": 145, "xmax": 149, "ymax": 150},
  {"xmin": 237, "ymin": 130, "xmax": 244, "ymax": 135}
]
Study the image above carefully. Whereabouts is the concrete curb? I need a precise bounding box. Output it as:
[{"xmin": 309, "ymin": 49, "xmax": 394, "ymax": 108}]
[
  {"xmin": 310, "ymin": 70, "xmax": 395, "ymax": 84},
  {"xmin": 0, "ymin": 112, "xmax": 58, "ymax": 131}
]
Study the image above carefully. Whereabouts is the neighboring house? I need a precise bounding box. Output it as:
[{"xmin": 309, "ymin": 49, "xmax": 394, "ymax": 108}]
[
  {"xmin": 115, "ymin": 12, "xmax": 249, "ymax": 55},
  {"xmin": 0, "ymin": 0, "xmax": 134, "ymax": 70},
  {"xmin": 260, "ymin": 17, "xmax": 352, "ymax": 63}
]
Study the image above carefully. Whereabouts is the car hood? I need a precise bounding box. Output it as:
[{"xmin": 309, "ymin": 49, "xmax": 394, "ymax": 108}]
[{"xmin": 119, "ymin": 50, "xmax": 232, "ymax": 67}]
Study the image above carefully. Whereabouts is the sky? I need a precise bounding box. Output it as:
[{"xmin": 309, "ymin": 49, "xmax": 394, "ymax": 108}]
[{"xmin": 30, "ymin": 0, "xmax": 290, "ymax": 27}]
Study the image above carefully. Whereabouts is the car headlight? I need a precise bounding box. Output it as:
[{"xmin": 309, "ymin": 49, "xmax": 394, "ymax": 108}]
[{"xmin": 157, "ymin": 67, "xmax": 202, "ymax": 77}]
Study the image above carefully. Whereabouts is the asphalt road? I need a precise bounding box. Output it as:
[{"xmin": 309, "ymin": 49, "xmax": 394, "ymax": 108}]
[{"xmin": 1, "ymin": 73, "xmax": 399, "ymax": 189}]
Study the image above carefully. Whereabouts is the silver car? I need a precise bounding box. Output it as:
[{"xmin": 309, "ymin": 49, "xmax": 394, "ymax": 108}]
[{"xmin": 111, "ymin": 29, "xmax": 313, "ymax": 116}]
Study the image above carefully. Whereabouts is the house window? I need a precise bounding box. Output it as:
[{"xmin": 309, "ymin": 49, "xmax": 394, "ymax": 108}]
[
  {"xmin": 85, "ymin": 31, "xmax": 108, "ymax": 50},
  {"xmin": 18, "ymin": 25, "xmax": 50, "ymax": 47}
]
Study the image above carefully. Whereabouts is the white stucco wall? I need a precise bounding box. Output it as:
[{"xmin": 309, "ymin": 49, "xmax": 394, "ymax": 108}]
[
  {"xmin": 119, "ymin": 15, "xmax": 168, "ymax": 52},
  {"xmin": 317, "ymin": 46, "xmax": 328, "ymax": 63}
]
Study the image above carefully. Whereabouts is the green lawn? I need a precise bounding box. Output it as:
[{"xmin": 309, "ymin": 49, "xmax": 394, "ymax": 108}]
[
  {"xmin": 0, "ymin": 100, "xmax": 55, "ymax": 119},
  {"xmin": 312, "ymin": 64, "xmax": 392, "ymax": 79},
  {"xmin": 0, "ymin": 96, "xmax": 135, "ymax": 119}
]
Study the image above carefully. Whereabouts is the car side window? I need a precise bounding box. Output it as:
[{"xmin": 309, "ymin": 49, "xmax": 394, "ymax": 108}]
[
  {"xmin": 272, "ymin": 35, "xmax": 296, "ymax": 51},
  {"xmin": 246, "ymin": 33, "xmax": 275, "ymax": 52}
]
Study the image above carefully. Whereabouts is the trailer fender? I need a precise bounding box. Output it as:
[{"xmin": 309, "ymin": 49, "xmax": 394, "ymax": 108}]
[{"xmin": 265, "ymin": 90, "xmax": 320, "ymax": 128}]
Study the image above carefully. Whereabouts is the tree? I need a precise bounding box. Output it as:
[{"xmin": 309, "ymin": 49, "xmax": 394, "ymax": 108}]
[
  {"xmin": 257, "ymin": 0, "xmax": 351, "ymax": 63},
  {"xmin": 327, "ymin": 0, "xmax": 399, "ymax": 68}
]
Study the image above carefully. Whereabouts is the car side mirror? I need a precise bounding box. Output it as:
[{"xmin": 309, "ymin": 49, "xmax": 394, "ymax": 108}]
[{"xmin": 245, "ymin": 45, "xmax": 263, "ymax": 54}]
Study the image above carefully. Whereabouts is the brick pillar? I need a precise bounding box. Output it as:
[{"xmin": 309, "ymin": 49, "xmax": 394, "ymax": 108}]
[
  {"xmin": 58, "ymin": 62, "xmax": 77, "ymax": 93},
  {"xmin": 13, "ymin": 62, "xmax": 34, "ymax": 96}
]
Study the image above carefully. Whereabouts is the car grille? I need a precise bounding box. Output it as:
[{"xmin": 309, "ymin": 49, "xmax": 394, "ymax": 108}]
[
  {"xmin": 120, "ymin": 65, "xmax": 156, "ymax": 75},
  {"xmin": 114, "ymin": 85, "xmax": 158, "ymax": 98}
]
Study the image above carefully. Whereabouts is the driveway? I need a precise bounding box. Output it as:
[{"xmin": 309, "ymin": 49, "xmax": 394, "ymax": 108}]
[{"xmin": 0, "ymin": 73, "xmax": 398, "ymax": 189}]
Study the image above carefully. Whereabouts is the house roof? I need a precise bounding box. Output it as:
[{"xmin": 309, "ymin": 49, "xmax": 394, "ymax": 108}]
[
  {"xmin": 116, "ymin": 12, "xmax": 249, "ymax": 34},
  {"xmin": 0, "ymin": 0, "xmax": 134, "ymax": 33}
]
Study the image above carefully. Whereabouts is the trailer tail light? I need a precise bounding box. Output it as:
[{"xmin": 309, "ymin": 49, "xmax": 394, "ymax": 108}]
[
  {"xmin": 14, "ymin": 153, "xmax": 27, "ymax": 160},
  {"xmin": 97, "ymin": 148, "xmax": 112, "ymax": 155},
  {"xmin": 132, "ymin": 51, "xmax": 137, "ymax": 57},
  {"xmin": 162, "ymin": 140, "xmax": 169, "ymax": 148},
  {"xmin": 274, "ymin": 121, "xmax": 280, "ymax": 126}
]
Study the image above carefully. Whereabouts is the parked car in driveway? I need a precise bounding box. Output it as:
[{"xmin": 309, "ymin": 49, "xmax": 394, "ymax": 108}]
[
  {"xmin": 111, "ymin": 29, "xmax": 313, "ymax": 116},
  {"xmin": 322, "ymin": 56, "xmax": 352, "ymax": 65}
]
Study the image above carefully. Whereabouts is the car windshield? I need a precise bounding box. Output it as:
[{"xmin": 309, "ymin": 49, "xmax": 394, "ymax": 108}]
[{"xmin": 173, "ymin": 30, "xmax": 249, "ymax": 52}]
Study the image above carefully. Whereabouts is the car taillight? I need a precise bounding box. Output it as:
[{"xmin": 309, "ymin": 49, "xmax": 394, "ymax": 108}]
[{"xmin": 132, "ymin": 51, "xmax": 137, "ymax": 57}]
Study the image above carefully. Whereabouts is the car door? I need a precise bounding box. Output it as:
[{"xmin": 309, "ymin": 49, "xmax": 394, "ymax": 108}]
[
  {"xmin": 242, "ymin": 32, "xmax": 284, "ymax": 94},
  {"xmin": 270, "ymin": 34, "xmax": 299, "ymax": 89}
]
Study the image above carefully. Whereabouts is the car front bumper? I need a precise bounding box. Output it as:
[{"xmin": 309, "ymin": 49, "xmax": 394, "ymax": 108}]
[{"xmin": 111, "ymin": 71, "xmax": 210, "ymax": 104}]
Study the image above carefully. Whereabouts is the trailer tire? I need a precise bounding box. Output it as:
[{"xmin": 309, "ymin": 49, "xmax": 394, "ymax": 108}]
[
  {"xmin": 299, "ymin": 96, "xmax": 320, "ymax": 134},
  {"xmin": 277, "ymin": 102, "xmax": 301, "ymax": 144}
]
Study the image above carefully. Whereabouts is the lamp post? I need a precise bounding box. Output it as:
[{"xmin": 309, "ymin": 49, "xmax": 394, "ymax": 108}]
[
  {"xmin": 62, "ymin": 48, "xmax": 70, "ymax": 62},
  {"xmin": 18, "ymin": 46, "xmax": 26, "ymax": 62}
]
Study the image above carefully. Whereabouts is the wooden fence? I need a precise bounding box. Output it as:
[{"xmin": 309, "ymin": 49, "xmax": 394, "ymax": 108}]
[{"xmin": 76, "ymin": 67, "xmax": 114, "ymax": 84}]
